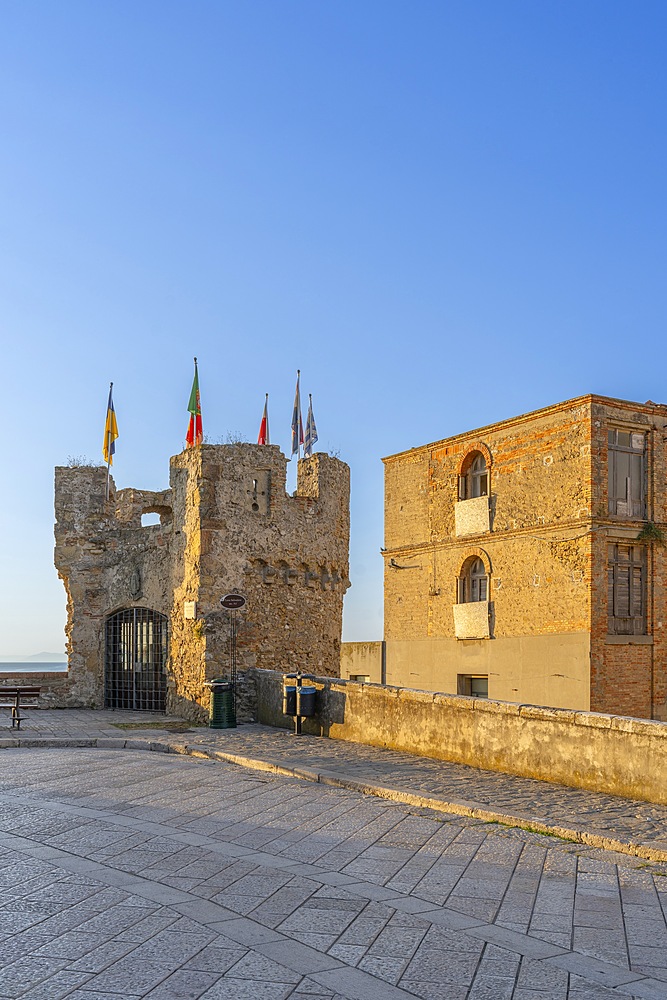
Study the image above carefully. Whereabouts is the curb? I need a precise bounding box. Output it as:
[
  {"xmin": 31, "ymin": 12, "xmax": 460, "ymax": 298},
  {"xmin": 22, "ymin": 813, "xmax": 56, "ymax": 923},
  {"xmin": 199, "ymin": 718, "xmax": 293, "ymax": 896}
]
[{"xmin": 4, "ymin": 735, "xmax": 667, "ymax": 866}]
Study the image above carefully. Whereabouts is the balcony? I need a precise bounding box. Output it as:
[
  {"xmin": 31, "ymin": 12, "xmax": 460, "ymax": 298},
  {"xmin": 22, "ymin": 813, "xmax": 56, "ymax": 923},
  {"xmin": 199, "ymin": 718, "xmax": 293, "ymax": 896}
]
[
  {"xmin": 454, "ymin": 496, "xmax": 490, "ymax": 537},
  {"xmin": 453, "ymin": 601, "xmax": 491, "ymax": 639}
]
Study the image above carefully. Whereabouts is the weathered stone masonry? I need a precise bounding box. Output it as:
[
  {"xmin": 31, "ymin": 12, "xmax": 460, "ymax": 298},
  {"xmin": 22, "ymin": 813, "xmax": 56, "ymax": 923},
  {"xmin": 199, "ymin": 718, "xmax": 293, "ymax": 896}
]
[
  {"xmin": 53, "ymin": 445, "xmax": 350, "ymax": 718},
  {"xmin": 381, "ymin": 394, "xmax": 667, "ymax": 720}
]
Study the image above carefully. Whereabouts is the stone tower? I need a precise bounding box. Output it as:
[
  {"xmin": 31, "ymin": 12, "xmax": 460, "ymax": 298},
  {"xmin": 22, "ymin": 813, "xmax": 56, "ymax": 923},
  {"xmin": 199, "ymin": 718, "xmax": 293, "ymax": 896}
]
[{"xmin": 54, "ymin": 445, "xmax": 350, "ymax": 718}]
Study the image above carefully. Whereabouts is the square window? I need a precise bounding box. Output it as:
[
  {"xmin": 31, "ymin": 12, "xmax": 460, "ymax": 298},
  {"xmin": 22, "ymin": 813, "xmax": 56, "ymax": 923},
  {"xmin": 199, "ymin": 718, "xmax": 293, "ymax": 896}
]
[{"xmin": 457, "ymin": 674, "xmax": 489, "ymax": 698}]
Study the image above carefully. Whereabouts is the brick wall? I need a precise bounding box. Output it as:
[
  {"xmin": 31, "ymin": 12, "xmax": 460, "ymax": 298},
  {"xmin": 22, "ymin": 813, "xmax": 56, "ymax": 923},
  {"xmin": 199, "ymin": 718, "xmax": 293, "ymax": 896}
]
[
  {"xmin": 384, "ymin": 398, "xmax": 593, "ymax": 648},
  {"xmin": 589, "ymin": 400, "xmax": 667, "ymax": 719},
  {"xmin": 383, "ymin": 394, "xmax": 667, "ymax": 719}
]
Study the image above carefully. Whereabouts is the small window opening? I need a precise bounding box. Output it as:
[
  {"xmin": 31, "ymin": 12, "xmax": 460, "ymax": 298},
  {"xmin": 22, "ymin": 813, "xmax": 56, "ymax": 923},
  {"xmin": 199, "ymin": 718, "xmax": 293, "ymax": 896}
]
[
  {"xmin": 141, "ymin": 512, "xmax": 161, "ymax": 527},
  {"xmin": 251, "ymin": 478, "xmax": 260, "ymax": 512}
]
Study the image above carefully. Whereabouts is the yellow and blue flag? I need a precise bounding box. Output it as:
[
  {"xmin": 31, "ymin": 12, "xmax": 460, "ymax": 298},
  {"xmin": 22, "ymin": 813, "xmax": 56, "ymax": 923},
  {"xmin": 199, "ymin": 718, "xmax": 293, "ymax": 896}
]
[{"xmin": 102, "ymin": 383, "xmax": 118, "ymax": 465}]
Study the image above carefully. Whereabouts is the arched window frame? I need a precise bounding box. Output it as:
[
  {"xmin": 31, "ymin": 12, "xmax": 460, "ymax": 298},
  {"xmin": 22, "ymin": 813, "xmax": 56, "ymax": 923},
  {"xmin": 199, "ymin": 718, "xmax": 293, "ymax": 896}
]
[
  {"xmin": 458, "ymin": 448, "xmax": 490, "ymax": 501},
  {"xmin": 458, "ymin": 556, "xmax": 489, "ymax": 603}
]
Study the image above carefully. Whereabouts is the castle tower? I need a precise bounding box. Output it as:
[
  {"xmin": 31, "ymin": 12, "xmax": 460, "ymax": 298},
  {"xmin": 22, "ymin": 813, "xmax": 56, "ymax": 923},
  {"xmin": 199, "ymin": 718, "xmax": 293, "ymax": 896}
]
[{"xmin": 54, "ymin": 446, "xmax": 350, "ymax": 717}]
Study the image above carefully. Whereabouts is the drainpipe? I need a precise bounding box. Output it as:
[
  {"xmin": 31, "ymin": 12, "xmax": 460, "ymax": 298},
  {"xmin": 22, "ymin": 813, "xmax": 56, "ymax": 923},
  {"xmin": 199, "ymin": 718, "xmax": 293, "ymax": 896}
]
[{"xmin": 650, "ymin": 427, "xmax": 655, "ymax": 719}]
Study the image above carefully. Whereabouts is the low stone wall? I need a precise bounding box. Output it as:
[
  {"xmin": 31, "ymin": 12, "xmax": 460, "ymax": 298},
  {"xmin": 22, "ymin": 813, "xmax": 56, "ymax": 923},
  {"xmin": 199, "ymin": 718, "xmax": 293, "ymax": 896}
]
[
  {"xmin": 250, "ymin": 669, "xmax": 667, "ymax": 805},
  {"xmin": 0, "ymin": 671, "xmax": 71, "ymax": 707}
]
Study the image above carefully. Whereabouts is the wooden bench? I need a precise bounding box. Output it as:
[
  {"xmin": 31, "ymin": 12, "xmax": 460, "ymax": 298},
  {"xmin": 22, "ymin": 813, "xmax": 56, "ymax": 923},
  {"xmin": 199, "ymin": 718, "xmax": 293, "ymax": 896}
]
[{"xmin": 0, "ymin": 687, "xmax": 41, "ymax": 729}]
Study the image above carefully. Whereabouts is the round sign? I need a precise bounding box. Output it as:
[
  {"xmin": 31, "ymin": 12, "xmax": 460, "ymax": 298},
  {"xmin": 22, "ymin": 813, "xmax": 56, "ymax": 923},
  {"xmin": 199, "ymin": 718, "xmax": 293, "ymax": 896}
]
[{"xmin": 220, "ymin": 593, "xmax": 246, "ymax": 610}]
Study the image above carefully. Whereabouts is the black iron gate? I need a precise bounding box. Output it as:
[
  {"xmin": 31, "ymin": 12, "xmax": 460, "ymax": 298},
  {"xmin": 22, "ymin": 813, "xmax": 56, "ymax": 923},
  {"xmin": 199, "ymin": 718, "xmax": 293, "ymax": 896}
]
[{"xmin": 104, "ymin": 608, "xmax": 168, "ymax": 711}]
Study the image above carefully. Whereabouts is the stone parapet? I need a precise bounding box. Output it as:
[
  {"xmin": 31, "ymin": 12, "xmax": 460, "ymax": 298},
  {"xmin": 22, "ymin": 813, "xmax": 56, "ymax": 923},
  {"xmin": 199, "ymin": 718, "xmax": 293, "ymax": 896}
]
[{"xmin": 251, "ymin": 668, "xmax": 667, "ymax": 805}]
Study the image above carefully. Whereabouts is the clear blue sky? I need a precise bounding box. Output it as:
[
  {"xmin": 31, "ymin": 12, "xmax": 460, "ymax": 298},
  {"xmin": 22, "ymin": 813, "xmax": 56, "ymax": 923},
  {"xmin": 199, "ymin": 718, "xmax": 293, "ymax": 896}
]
[{"xmin": 1, "ymin": 1, "xmax": 666, "ymax": 655}]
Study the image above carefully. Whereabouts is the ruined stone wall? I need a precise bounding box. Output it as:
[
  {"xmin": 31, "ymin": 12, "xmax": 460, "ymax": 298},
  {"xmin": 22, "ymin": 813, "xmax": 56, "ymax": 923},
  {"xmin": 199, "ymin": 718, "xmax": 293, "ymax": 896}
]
[
  {"xmin": 54, "ymin": 466, "xmax": 177, "ymax": 707},
  {"xmin": 167, "ymin": 445, "xmax": 349, "ymax": 718},
  {"xmin": 55, "ymin": 446, "xmax": 350, "ymax": 718}
]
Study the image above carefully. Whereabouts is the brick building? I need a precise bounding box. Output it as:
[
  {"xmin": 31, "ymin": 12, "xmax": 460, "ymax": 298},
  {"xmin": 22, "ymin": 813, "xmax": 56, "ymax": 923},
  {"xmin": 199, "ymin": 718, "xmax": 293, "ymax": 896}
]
[{"xmin": 381, "ymin": 395, "xmax": 667, "ymax": 720}]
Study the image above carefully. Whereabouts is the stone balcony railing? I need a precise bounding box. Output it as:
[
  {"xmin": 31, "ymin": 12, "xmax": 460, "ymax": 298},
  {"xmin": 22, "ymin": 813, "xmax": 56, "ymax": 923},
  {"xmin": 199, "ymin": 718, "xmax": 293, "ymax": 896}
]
[
  {"xmin": 453, "ymin": 601, "xmax": 491, "ymax": 639},
  {"xmin": 454, "ymin": 496, "xmax": 490, "ymax": 536}
]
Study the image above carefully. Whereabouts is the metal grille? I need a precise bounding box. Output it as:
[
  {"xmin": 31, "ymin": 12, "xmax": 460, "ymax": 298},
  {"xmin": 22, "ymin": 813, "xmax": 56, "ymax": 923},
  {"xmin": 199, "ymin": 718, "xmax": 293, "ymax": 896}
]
[{"xmin": 104, "ymin": 608, "xmax": 168, "ymax": 711}]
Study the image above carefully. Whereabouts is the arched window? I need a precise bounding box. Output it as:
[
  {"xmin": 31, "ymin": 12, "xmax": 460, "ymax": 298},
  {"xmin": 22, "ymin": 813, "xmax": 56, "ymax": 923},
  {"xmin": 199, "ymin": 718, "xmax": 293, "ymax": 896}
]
[
  {"xmin": 459, "ymin": 452, "xmax": 488, "ymax": 500},
  {"xmin": 458, "ymin": 557, "xmax": 488, "ymax": 603}
]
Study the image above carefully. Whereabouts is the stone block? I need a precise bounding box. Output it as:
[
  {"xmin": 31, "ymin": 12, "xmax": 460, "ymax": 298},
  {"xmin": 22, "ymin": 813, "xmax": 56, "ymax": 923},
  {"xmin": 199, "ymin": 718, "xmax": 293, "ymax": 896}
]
[{"xmin": 518, "ymin": 705, "xmax": 576, "ymax": 724}]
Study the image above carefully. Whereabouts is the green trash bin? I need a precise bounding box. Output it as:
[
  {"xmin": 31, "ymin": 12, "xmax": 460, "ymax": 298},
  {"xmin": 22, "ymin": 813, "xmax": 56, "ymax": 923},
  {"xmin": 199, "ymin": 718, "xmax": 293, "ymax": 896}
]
[{"xmin": 208, "ymin": 679, "xmax": 236, "ymax": 729}]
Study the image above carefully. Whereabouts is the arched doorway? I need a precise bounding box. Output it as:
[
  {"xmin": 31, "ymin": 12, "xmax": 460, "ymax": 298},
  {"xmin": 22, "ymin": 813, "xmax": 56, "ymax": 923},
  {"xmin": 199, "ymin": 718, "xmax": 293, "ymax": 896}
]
[{"xmin": 104, "ymin": 608, "xmax": 168, "ymax": 711}]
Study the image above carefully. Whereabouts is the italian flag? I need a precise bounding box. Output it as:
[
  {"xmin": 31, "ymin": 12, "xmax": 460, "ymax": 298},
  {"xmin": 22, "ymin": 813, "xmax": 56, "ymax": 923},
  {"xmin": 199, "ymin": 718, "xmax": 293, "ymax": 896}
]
[
  {"xmin": 186, "ymin": 358, "xmax": 202, "ymax": 447},
  {"xmin": 258, "ymin": 393, "xmax": 270, "ymax": 445}
]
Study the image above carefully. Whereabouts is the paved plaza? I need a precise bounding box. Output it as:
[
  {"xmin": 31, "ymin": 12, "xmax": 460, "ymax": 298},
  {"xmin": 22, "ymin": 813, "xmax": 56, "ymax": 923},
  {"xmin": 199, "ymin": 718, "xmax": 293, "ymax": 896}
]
[{"xmin": 2, "ymin": 712, "xmax": 667, "ymax": 998}]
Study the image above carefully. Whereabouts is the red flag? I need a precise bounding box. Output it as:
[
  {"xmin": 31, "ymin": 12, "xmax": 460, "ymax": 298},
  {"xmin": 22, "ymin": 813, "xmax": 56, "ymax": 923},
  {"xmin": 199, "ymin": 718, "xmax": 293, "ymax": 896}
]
[
  {"xmin": 185, "ymin": 358, "xmax": 202, "ymax": 448},
  {"xmin": 257, "ymin": 394, "xmax": 270, "ymax": 445}
]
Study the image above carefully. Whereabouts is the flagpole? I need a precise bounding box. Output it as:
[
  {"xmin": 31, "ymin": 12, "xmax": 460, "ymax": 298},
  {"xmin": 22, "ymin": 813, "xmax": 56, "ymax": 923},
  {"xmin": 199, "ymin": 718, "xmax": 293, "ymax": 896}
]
[
  {"xmin": 105, "ymin": 381, "xmax": 113, "ymax": 502},
  {"xmin": 297, "ymin": 370, "xmax": 301, "ymax": 461},
  {"xmin": 308, "ymin": 393, "xmax": 312, "ymax": 458}
]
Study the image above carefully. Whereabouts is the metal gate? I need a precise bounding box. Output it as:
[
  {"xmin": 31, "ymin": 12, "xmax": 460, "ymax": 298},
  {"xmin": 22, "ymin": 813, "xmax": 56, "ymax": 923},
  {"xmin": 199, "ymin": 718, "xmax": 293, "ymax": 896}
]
[{"xmin": 104, "ymin": 608, "xmax": 168, "ymax": 711}]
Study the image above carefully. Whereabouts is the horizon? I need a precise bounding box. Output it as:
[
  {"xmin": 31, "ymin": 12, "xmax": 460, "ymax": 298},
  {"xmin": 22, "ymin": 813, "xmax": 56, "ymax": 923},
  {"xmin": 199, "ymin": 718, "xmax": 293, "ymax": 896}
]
[{"xmin": 0, "ymin": 652, "xmax": 68, "ymax": 661}]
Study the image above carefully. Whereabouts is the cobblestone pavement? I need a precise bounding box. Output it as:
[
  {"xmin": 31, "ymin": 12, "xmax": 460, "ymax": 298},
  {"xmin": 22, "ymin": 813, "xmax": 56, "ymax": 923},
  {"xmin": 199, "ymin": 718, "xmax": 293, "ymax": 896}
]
[
  {"xmin": 4, "ymin": 746, "xmax": 667, "ymax": 999},
  {"xmin": 5, "ymin": 710, "xmax": 667, "ymax": 862}
]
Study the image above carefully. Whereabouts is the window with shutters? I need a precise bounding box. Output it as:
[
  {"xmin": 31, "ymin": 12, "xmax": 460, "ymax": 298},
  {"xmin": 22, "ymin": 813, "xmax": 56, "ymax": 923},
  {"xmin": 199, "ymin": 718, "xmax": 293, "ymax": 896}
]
[
  {"xmin": 458, "ymin": 453, "xmax": 488, "ymax": 500},
  {"xmin": 607, "ymin": 543, "xmax": 646, "ymax": 635},
  {"xmin": 608, "ymin": 429, "xmax": 646, "ymax": 518},
  {"xmin": 458, "ymin": 557, "xmax": 488, "ymax": 603}
]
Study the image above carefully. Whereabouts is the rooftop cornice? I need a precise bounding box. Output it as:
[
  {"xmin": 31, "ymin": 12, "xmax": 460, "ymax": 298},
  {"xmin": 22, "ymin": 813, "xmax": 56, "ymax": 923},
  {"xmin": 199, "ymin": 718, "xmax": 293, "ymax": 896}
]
[{"xmin": 382, "ymin": 393, "xmax": 667, "ymax": 464}]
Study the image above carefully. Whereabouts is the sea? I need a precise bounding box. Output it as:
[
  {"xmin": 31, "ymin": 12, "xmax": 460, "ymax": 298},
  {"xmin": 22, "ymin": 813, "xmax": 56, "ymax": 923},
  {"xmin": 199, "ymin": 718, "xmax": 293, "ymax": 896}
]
[{"xmin": 0, "ymin": 663, "xmax": 67, "ymax": 673}]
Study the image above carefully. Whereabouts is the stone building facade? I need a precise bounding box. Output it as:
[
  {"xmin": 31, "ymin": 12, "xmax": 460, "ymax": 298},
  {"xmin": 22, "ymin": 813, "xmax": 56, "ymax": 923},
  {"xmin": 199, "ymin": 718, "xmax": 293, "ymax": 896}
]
[
  {"xmin": 381, "ymin": 394, "xmax": 667, "ymax": 720},
  {"xmin": 54, "ymin": 445, "xmax": 350, "ymax": 718}
]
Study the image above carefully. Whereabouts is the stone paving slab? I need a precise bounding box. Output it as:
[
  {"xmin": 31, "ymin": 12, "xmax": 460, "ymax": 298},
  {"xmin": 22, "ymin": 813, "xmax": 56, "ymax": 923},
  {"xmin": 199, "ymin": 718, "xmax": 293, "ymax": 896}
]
[
  {"xmin": 4, "ymin": 747, "xmax": 667, "ymax": 998},
  {"xmin": 5, "ymin": 710, "xmax": 667, "ymax": 865}
]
